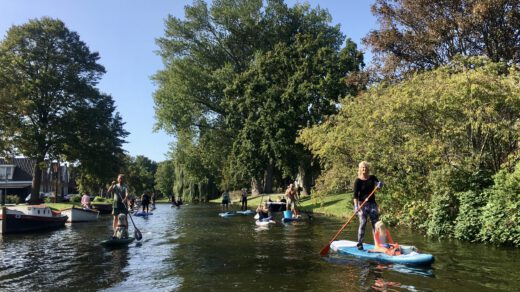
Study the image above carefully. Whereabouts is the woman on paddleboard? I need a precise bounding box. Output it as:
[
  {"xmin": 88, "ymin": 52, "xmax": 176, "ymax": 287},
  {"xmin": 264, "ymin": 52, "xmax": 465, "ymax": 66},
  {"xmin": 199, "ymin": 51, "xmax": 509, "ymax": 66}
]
[{"xmin": 353, "ymin": 161, "xmax": 382, "ymax": 250}]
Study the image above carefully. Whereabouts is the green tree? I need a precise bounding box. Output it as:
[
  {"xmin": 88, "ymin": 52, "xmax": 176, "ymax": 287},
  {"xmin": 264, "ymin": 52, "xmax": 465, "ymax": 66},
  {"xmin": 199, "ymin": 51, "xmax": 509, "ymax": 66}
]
[
  {"xmin": 125, "ymin": 155, "xmax": 157, "ymax": 196},
  {"xmin": 0, "ymin": 18, "xmax": 128, "ymax": 203},
  {"xmin": 155, "ymin": 160, "xmax": 175, "ymax": 198},
  {"xmin": 364, "ymin": 0, "xmax": 520, "ymax": 77},
  {"xmin": 154, "ymin": 0, "xmax": 364, "ymax": 193}
]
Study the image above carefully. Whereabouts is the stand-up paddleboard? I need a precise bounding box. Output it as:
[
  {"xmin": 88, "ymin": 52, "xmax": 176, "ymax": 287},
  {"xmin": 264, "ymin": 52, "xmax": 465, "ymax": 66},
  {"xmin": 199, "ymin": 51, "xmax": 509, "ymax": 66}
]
[
  {"xmin": 219, "ymin": 211, "xmax": 237, "ymax": 217},
  {"xmin": 237, "ymin": 210, "xmax": 255, "ymax": 215},
  {"xmin": 134, "ymin": 212, "xmax": 153, "ymax": 217},
  {"xmin": 330, "ymin": 240, "xmax": 434, "ymax": 266},
  {"xmin": 255, "ymin": 219, "xmax": 275, "ymax": 226},
  {"xmin": 100, "ymin": 236, "xmax": 135, "ymax": 247}
]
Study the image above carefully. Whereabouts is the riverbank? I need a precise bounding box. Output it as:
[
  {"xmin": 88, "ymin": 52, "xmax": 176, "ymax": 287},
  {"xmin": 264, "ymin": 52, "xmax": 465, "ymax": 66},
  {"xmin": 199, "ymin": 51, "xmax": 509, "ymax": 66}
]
[
  {"xmin": 211, "ymin": 192, "xmax": 353, "ymax": 219},
  {"xmin": 41, "ymin": 192, "xmax": 352, "ymax": 218}
]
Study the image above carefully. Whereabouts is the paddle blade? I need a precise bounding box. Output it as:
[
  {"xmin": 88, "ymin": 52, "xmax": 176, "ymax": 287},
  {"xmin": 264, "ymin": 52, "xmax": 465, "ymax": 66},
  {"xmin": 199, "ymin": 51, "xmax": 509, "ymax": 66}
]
[
  {"xmin": 319, "ymin": 244, "xmax": 331, "ymax": 257},
  {"xmin": 135, "ymin": 229, "xmax": 143, "ymax": 241}
]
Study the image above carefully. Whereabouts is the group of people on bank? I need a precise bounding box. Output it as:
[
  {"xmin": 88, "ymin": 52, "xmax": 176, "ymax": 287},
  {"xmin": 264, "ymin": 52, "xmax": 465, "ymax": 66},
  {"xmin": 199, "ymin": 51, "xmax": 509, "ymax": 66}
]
[{"xmin": 221, "ymin": 183, "xmax": 301, "ymax": 217}]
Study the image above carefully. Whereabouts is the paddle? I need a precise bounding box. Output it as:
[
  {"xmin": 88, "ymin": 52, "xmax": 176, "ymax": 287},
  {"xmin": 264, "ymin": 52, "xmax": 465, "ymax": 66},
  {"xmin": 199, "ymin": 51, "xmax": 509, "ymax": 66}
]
[
  {"xmin": 319, "ymin": 184, "xmax": 381, "ymax": 257},
  {"xmin": 113, "ymin": 186, "xmax": 143, "ymax": 241}
]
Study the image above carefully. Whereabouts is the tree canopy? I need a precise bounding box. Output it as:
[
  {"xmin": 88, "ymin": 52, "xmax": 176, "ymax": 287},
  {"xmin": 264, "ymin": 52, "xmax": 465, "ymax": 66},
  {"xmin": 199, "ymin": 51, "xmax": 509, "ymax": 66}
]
[
  {"xmin": 0, "ymin": 17, "xmax": 128, "ymax": 202},
  {"xmin": 364, "ymin": 0, "xmax": 520, "ymax": 77},
  {"xmin": 153, "ymin": 0, "xmax": 364, "ymax": 195}
]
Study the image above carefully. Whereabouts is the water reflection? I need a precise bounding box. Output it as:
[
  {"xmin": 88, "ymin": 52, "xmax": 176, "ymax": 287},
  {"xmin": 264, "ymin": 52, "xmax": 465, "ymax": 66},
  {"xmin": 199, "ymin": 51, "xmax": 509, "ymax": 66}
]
[{"xmin": 1, "ymin": 204, "xmax": 519, "ymax": 291}]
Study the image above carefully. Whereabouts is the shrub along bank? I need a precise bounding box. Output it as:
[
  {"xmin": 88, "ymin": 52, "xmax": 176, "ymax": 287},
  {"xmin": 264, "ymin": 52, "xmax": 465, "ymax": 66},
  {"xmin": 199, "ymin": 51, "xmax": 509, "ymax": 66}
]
[{"xmin": 299, "ymin": 58, "xmax": 520, "ymax": 246}]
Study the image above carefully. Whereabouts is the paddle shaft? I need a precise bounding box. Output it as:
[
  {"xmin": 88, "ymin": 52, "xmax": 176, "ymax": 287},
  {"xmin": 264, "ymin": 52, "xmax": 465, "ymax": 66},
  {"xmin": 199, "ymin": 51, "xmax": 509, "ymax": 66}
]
[
  {"xmin": 319, "ymin": 185, "xmax": 379, "ymax": 256},
  {"xmin": 112, "ymin": 184, "xmax": 142, "ymax": 241}
]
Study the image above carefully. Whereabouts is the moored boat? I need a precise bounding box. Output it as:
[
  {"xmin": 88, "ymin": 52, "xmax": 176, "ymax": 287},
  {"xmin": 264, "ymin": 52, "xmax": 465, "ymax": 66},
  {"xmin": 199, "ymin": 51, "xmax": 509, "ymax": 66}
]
[
  {"xmin": 61, "ymin": 206, "xmax": 99, "ymax": 223},
  {"xmin": 0, "ymin": 205, "xmax": 68, "ymax": 234},
  {"xmin": 330, "ymin": 240, "xmax": 434, "ymax": 266}
]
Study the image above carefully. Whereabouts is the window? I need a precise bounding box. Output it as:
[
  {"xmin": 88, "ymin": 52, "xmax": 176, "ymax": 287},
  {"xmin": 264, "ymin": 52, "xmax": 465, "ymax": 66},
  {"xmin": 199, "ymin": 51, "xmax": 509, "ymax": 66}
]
[{"xmin": 0, "ymin": 165, "xmax": 14, "ymax": 181}]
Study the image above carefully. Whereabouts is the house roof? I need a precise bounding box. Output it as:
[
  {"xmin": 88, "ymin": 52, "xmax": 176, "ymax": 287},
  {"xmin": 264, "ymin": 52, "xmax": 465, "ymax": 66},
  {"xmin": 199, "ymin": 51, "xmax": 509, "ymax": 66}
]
[{"xmin": 0, "ymin": 158, "xmax": 35, "ymax": 181}]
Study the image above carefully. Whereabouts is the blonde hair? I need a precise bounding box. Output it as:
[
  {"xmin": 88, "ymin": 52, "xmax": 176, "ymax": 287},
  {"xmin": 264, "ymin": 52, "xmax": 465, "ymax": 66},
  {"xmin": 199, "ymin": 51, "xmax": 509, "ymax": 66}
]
[
  {"xmin": 375, "ymin": 221, "xmax": 387, "ymax": 243},
  {"xmin": 375, "ymin": 220, "xmax": 385, "ymax": 231},
  {"xmin": 358, "ymin": 161, "xmax": 370, "ymax": 177}
]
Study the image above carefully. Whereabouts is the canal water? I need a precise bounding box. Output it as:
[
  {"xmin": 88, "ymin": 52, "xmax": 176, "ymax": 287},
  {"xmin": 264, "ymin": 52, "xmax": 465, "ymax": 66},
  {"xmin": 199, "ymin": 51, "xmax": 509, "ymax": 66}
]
[{"xmin": 1, "ymin": 203, "xmax": 519, "ymax": 291}]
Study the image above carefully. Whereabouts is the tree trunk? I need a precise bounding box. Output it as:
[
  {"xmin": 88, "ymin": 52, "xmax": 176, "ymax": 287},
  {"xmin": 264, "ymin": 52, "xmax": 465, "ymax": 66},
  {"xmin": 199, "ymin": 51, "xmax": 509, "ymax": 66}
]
[
  {"xmin": 298, "ymin": 164, "xmax": 312, "ymax": 197},
  {"xmin": 30, "ymin": 158, "xmax": 43, "ymax": 205},
  {"xmin": 250, "ymin": 177, "xmax": 261, "ymax": 196},
  {"xmin": 263, "ymin": 162, "xmax": 274, "ymax": 194},
  {"xmin": 298, "ymin": 157, "xmax": 317, "ymax": 197}
]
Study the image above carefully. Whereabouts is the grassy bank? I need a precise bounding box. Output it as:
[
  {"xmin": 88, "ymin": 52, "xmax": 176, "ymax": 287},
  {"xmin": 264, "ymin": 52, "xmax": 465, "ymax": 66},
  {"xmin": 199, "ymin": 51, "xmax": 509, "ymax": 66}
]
[
  {"xmin": 210, "ymin": 192, "xmax": 353, "ymax": 219},
  {"xmin": 45, "ymin": 202, "xmax": 79, "ymax": 210}
]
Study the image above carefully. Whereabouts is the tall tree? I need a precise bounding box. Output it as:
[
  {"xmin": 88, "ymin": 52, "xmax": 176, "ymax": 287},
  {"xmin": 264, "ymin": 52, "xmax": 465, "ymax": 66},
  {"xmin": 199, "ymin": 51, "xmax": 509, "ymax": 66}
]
[
  {"xmin": 155, "ymin": 160, "xmax": 175, "ymax": 198},
  {"xmin": 125, "ymin": 155, "xmax": 157, "ymax": 195},
  {"xmin": 364, "ymin": 0, "xmax": 520, "ymax": 77},
  {"xmin": 154, "ymin": 0, "xmax": 364, "ymax": 193},
  {"xmin": 0, "ymin": 18, "xmax": 128, "ymax": 203}
]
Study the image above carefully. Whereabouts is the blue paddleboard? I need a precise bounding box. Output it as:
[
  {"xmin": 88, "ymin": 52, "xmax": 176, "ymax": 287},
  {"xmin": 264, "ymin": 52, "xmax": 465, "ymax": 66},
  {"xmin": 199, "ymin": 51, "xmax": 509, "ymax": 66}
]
[
  {"xmin": 330, "ymin": 240, "xmax": 434, "ymax": 266},
  {"xmin": 135, "ymin": 212, "xmax": 153, "ymax": 217}
]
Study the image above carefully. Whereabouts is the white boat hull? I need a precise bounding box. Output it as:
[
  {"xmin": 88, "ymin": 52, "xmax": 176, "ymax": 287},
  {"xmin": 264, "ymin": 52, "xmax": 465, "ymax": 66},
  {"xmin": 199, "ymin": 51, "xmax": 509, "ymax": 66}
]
[{"xmin": 61, "ymin": 207, "xmax": 99, "ymax": 223}]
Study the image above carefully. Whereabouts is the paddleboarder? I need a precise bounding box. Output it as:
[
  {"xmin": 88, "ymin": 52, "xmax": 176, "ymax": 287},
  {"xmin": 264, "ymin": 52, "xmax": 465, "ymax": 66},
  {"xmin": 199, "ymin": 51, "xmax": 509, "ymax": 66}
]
[
  {"xmin": 353, "ymin": 161, "xmax": 382, "ymax": 250},
  {"xmin": 108, "ymin": 174, "xmax": 129, "ymax": 238}
]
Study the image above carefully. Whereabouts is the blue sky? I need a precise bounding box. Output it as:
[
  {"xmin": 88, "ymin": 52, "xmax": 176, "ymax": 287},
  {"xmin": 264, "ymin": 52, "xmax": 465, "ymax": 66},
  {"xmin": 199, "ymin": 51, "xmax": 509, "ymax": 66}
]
[{"xmin": 0, "ymin": 0, "xmax": 377, "ymax": 162}]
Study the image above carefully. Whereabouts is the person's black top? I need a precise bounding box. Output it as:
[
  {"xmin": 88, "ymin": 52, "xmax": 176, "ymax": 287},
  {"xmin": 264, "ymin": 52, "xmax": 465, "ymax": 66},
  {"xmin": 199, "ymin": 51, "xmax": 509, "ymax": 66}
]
[
  {"xmin": 258, "ymin": 210, "xmax": 269, "ymax": 220},
  {"xmin": 353, "ymin": 175, "xmax": 379, "ymax": 204}
]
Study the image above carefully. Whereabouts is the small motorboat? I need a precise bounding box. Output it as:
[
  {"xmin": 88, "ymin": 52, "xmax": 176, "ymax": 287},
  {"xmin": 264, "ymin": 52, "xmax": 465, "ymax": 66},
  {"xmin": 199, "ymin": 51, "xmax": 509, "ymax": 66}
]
[
  {"xmin": 0, "ymin": 205, "xmax": 68, "ymax": 234},
  {"xmin": 61, "ymin": 206, "xmax": 99, "ymax": 223}
]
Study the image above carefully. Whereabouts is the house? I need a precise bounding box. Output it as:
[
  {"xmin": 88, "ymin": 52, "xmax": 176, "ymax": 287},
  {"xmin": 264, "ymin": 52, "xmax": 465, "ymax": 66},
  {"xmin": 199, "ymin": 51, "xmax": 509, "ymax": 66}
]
[{"xmin": 0, "ymin": 158, "xmax": 71, "ymax": 203}]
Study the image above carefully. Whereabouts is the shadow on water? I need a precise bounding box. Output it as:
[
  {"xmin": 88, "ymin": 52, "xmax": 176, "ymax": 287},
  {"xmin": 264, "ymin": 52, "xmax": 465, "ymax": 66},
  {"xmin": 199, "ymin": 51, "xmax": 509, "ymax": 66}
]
[{"xmin": 324, "ymin": 254, "xmax": 435, "ymax": 278}]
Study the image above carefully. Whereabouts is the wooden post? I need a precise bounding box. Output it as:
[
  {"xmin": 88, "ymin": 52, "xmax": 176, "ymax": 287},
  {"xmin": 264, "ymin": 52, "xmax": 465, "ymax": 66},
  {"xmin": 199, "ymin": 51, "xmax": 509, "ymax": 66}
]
[{"xmin": 0, "ymin": 206, "xmax": 6, "ymax": 234}]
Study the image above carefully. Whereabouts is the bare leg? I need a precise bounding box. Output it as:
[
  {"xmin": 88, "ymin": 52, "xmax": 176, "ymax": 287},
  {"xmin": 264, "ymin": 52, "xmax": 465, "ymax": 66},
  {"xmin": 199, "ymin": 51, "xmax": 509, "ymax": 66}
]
[{"xmin": 112, "ymin": 215, "xmax": 118, "ymax": 236}]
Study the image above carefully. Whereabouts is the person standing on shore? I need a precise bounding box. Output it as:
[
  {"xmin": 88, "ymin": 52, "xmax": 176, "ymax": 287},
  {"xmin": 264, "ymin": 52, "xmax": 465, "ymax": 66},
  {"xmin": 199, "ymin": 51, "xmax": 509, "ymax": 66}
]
[
  {"xmin": 241, "ymin": 188, "xmax": 248, "ymax": 211},
  {"xmin": 353, "ymin": 161, "xmax": 382, "ymax": 250},
  {"xmin": 107, "ymin": 174, "xmax": 129, "ymax": 238},
  {"xmin": 221, "ymin": 190, "xmax": 230, "ymax": 211}
]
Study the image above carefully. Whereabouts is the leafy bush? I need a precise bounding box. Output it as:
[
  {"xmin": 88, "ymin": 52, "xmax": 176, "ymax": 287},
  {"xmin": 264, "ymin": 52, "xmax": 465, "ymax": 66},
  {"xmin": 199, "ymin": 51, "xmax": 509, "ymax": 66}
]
[
  {"xmin": 299, "ymin": 57, "xmax": 520, "ymax": 239},
  {"xmin": 6, "ymin": 195, "xmax": 20, "ymax": 204},
  {"xmin": 454, "ymin": 191, "xmax": 488, "ymax": 242},
  {"xmin": 93, "ymin": 196, "xmax": 112, "ymax": 203},
  {"xmin": 400, "ymin": 199, "xmax": 430, "ymax": 230},
  {"xmin": 479, "ymin": 163, "xmax": 520, "ymax": 246},
  {"xmin": 426, "ymin": 190, "xmax": 457, "ymax": 238},
  {"xmin": 71, "ymin": 194, "xmax": 81, "ymax": 203}
]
